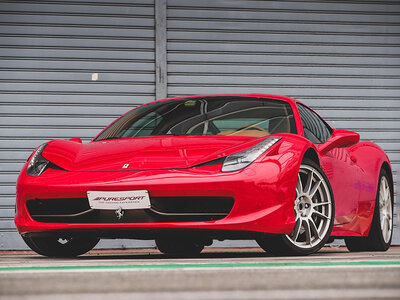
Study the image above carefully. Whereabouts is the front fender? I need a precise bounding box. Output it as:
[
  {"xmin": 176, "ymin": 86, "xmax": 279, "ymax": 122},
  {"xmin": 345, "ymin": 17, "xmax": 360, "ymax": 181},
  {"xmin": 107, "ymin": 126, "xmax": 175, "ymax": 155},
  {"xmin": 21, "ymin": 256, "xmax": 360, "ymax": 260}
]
[{"xmin": 253, "ymin": 134, "xmax": 319, "ymax": 232}]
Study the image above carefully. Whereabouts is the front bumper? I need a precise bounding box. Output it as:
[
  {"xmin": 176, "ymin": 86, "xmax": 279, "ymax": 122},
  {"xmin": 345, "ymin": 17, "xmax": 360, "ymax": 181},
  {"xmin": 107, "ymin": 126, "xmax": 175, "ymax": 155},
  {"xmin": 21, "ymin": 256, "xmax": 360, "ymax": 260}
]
[{"xmin": 15, "ymin": 161, "xmax": 296, "ymax": 239}]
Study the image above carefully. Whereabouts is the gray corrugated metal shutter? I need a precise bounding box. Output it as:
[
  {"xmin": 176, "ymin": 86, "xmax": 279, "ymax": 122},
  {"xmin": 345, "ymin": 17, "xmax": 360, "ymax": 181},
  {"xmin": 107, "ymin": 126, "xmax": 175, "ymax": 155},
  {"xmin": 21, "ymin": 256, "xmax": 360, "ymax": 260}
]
[
  {"xmin": 0, "ymin": 0, "xmax": 155, "ymax": 249},
  {"xmin": 1, "ymin": 0, "xmax": 399, "ymax": 250},
  {"xmin": 167, "ymin": 0, "xmax": 400, "ymax": 243}
]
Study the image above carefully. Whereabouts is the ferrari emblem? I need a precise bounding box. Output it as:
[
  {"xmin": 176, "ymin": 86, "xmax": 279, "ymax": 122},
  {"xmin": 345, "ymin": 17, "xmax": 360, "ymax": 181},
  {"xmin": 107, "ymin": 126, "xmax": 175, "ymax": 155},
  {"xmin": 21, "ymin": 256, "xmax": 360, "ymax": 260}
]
[
  {"xmin": 115, "ymin": 207, "xmax": 124, "ymax": 219},
  {"xmin": 122, "ymin": 164, "xmax": 130, "ymax": 169}
]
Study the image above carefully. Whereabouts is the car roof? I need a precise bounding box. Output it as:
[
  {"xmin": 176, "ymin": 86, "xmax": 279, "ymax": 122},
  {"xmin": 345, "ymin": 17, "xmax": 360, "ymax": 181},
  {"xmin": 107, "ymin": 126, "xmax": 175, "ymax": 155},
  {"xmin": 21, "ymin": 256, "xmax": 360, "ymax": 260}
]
[{"xmin": 151, "ymin": 93, "xmax": 300, "ymax": 106}]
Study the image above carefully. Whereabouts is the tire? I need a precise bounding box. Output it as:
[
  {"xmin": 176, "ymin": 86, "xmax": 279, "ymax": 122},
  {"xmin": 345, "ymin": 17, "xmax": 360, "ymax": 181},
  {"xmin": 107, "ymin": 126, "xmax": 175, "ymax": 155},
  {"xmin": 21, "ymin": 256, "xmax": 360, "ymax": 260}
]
[
  {"xmin": 156, "ymin": 237, "xmax": 204, "ymax": 257},
  {"xmin": 257, "ymin": 159, "xmax": 335, "ymax": 256},
  {"xmin": 22, "ymin": 235, "xmax": 99, "ymax": 257},
  {"xmin": 345, "ymin": 168, "xmax": 393, "ymax": 252}
]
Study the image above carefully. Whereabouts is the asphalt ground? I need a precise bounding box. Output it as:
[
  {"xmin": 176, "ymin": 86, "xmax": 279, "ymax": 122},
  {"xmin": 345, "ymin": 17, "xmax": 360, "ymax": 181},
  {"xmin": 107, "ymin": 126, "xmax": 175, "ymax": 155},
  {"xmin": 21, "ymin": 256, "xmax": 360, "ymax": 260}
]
[{"xmin": 0, "ymin": 246, "xmax": 399, "ymax": 300}]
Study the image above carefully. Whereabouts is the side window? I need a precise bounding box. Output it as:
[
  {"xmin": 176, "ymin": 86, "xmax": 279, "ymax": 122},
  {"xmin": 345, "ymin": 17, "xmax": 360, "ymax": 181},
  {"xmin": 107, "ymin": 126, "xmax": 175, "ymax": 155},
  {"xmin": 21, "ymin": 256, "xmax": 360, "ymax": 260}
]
[{"xmin": 297, "ymin": 104, "xmax": 331, "ymax": 144}]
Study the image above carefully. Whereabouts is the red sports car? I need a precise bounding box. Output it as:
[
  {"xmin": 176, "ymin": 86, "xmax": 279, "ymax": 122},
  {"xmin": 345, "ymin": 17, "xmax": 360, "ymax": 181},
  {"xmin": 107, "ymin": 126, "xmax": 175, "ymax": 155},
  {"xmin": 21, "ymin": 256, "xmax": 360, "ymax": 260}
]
[{"xmin": 15, "ymin": 94, "xmax": 394, "ymax": 256}]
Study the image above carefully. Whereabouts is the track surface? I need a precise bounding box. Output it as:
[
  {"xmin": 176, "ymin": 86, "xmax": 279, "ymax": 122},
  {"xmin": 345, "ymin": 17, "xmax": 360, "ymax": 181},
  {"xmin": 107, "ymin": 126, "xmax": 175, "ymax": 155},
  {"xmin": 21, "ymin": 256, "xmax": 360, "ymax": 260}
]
[{"xmin": 0, "ymin": 247, "xmax": 399, "ymax": 299}]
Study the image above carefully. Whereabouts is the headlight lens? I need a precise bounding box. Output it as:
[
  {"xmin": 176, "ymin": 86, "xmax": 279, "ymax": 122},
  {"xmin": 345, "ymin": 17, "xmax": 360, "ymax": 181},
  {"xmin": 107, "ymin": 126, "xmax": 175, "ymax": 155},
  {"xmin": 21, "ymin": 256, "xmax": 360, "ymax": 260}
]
[
  {"xmin": 26, "ymin": 144, "xmax": 49, "ymax": 176},
  {"xmin": 221, "ymin": 137, "xmax": 281, "ymax": 172}
]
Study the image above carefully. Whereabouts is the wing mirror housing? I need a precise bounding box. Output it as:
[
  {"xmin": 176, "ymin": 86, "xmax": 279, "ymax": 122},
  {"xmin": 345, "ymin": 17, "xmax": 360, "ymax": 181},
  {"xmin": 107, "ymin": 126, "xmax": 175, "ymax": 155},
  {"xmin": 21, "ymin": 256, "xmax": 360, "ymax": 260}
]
[
  {"xmin": 68, "ymin": 138, "xmax": 82, "ymax": 143},
  {"xmin": 319, "ymin": 129, "xmax": 360, "ymax": 154}
]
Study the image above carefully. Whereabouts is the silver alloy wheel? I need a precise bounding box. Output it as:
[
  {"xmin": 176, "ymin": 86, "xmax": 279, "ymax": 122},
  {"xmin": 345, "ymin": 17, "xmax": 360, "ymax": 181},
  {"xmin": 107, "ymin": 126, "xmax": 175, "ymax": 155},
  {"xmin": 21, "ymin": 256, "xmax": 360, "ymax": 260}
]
[
  {"xmin": 379, "ymin": 176, "xmax": 393, "ymax": 243},
  {"xmin": 286, "ymin": 164, "xmax": 332, "ymax": 249}
]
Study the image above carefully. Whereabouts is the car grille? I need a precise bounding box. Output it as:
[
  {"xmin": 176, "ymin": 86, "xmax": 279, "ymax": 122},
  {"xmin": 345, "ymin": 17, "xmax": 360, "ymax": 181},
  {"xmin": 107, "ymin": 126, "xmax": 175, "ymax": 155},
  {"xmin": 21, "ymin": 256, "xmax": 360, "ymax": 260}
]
[{"xmin": 26, "ymin": 196, "xmax": 234, "ymax": 223}]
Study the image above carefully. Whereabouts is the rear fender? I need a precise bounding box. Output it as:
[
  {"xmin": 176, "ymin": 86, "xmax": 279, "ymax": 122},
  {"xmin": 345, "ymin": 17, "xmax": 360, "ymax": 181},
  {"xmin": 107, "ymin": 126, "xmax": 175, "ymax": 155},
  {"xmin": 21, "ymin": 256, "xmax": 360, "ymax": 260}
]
[{"xmin": 348, "ymin": 141, "xmax": 393, "ymax": 236}]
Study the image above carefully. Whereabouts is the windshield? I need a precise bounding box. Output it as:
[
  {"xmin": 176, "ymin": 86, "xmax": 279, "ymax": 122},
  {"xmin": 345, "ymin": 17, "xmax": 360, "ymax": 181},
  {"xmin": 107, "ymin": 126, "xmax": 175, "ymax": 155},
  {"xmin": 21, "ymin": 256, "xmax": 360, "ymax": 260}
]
[{"xmin": 94, "ymin": 96, "xmax": 297, "ymax": 141}]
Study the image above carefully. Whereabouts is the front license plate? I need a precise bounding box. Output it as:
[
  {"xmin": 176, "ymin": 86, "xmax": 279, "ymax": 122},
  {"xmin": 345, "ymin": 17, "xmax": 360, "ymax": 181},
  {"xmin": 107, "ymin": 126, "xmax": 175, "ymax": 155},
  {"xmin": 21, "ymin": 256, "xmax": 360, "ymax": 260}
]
[{"xmin": 87, "ymin": 190, "xmax": 151, "ymax": 210}]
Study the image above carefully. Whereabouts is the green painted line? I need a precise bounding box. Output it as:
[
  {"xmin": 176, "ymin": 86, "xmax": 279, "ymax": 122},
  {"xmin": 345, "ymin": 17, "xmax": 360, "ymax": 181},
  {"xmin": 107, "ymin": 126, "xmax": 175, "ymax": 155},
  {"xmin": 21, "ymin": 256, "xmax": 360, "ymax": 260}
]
[{"xmin": 0, "ymin": 261, "xmax": 400, "ymax": 272}]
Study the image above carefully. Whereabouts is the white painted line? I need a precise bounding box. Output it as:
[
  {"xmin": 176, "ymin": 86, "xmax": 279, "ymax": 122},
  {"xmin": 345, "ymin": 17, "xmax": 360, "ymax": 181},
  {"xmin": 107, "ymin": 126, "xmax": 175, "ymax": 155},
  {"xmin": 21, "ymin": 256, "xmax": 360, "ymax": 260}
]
[
  {"xmin": 0, "ymin": 264, "xmax": 399, "ymax": 274},
  {"xmin": 1, "ymin": 288, "xmax": 400, "ymax": 300}
]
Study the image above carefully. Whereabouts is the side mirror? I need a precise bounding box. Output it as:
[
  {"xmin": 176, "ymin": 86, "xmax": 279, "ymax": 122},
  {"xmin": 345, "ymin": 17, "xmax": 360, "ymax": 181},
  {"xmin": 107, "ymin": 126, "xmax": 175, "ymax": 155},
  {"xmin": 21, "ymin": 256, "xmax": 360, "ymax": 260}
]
[
  {"xmin": 68, "ymin": 138, "xmax": 82, "ymax": 143},
  {"xmin": 319, "ymin": 129, "xmax": 360, "ymax": 154}
]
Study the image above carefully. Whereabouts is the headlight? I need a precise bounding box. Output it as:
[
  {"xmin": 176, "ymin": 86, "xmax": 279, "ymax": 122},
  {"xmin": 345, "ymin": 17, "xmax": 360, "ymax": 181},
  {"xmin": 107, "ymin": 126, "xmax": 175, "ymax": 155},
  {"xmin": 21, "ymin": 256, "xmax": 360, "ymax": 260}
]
[
  {"xmin": 221, "ymin": 137, "xmax": 281, "ymax": 172},
  {"xmin": 26, "ymin": 144, "xmax": 50, "ymax": 176}
]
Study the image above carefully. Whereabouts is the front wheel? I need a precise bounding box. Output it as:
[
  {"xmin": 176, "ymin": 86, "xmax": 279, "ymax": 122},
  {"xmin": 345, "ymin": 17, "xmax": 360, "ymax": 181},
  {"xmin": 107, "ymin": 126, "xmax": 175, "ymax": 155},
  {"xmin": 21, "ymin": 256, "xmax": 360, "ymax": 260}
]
[
  {"xmin": 257, "ymin": 159, "xmax": 335, "ymax": 256},
  {"xmin": 345, "ymin": 168, "xmax": 393, "ymax": 252},
  {"xmin": 22, "ymin": 236, "xmax": 99, "ymax": 257}
]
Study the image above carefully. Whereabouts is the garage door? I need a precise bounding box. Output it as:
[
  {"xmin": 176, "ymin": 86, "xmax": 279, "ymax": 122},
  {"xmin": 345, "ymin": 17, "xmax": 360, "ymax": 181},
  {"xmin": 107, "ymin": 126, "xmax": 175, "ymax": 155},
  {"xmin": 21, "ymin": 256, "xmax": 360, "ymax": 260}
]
[
  {"xmin": 167, "ymin": 0, "xmax": 400, "ymax": 243},
  {"xmin": 0, "ymin": 0, "xmax": 155, "ymax": 249},
  {"xmin": 1, "ymin": 0, "xmax": 399, "ymax": 249}
]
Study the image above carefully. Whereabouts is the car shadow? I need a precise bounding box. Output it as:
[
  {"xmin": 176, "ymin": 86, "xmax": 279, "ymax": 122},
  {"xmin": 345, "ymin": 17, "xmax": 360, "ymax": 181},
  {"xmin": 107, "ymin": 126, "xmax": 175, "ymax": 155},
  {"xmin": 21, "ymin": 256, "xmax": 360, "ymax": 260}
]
[{"xmin": 24, "ymin": 246, "xmax": 348, "ymax": 260}]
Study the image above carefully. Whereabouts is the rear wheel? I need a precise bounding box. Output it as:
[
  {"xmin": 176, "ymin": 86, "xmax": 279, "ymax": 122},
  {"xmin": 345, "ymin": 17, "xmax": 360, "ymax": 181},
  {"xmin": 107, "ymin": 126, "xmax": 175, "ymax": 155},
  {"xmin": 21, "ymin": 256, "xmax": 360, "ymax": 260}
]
[
  {"xmin": 345, "ymin": 168, "xmax": 393, "ymax": 252},
  {"xmin": 22, "ymin": 236, "xmax": 99, "ymax": 257},
  {"xmin": 257, "ymin": 159, "xmax": 335, "ymax": 256},
  {"xmin": 156, "ymin": 237, "xmax": 204, "ymax": 257}
]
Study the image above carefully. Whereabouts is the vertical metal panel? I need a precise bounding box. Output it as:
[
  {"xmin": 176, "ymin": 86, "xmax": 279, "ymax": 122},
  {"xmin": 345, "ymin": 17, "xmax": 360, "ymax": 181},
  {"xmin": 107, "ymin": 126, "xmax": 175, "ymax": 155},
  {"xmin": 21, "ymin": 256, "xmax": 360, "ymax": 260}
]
[
  {"xmin": 155, "ymin": 0, "xmax": 168, "ymax": 99},
  {"xmin": 0, "ymin": 0, "xmax": 156, "ymax": 249},
  {"xmin": 167, "ymin": 0, "xmax": 400, "ymax": 244}
]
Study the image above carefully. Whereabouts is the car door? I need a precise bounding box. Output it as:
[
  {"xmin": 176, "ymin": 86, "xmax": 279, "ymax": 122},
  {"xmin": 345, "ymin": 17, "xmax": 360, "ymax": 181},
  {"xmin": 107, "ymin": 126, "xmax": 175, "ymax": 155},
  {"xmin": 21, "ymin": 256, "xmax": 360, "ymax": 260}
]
[{"xmin": 297, "ymin": 104, "xmax": 361, "ymax": 230}]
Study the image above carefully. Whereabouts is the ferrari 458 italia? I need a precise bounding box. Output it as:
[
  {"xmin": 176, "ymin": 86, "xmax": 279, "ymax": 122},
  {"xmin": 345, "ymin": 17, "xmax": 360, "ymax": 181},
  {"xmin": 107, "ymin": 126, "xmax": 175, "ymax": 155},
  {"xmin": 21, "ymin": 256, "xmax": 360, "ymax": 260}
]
[{"xmin": 15, "ymin": 94, "xmax": 394, "ymax": 256}]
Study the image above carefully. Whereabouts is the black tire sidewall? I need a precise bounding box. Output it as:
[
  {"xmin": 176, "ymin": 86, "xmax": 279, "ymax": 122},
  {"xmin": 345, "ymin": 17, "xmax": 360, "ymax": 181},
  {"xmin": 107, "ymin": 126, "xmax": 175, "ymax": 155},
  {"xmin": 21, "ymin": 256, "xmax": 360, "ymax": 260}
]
[{"xmin": 23, "ymin": 236, "xmax": 99, "ymax": 257}]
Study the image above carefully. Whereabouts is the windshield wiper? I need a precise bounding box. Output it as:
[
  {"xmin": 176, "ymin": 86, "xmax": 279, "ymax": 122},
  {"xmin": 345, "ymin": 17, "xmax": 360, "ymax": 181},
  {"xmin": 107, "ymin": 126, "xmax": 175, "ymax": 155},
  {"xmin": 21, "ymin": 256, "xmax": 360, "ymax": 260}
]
[{"xmin": 98, "ymin": 137, "xmax": 120, "ymax": 141}]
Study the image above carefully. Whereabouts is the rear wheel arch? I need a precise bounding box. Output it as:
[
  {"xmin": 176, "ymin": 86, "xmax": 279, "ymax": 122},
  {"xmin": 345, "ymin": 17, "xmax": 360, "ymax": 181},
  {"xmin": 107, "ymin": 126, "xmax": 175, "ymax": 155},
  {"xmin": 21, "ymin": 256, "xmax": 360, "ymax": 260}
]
[
  {"xmin": 381, "ymin": 161, "xmax": 394, "ymax": 197},
  {"xmin": 373, "ymin": 161, "xmax": 394, "ymax": 218}
]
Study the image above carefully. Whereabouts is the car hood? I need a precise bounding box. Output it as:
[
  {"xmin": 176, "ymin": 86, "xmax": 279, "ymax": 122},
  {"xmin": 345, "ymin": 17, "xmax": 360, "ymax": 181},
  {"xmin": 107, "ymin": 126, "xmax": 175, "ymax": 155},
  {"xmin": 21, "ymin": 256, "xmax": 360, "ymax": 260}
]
[{"xmin": 41, "ymin": 136, "xmax": 265, "ymax": 171}]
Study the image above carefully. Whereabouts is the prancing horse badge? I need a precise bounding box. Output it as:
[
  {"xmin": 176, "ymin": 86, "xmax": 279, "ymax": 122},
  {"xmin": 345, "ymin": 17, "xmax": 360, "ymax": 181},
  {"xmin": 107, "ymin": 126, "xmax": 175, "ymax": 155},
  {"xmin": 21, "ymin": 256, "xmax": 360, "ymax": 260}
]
[{"xmin": 115, "ymin": 207, "xmax": 124, "ymax": 219}]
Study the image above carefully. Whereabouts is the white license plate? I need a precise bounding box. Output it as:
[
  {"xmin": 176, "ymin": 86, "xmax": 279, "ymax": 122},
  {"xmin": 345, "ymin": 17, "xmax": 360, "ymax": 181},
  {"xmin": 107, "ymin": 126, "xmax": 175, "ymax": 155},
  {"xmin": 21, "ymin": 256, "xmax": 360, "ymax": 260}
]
[{"xmin": 87, "ymin": 190, "xmax": 151, "ymax": 210}]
